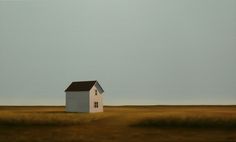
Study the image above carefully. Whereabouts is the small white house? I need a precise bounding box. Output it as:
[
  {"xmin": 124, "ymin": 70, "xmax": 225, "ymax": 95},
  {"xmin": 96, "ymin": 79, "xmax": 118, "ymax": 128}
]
[{"xmin": 65, "ymin": 80, "xmax": 104, "ymax": 113}]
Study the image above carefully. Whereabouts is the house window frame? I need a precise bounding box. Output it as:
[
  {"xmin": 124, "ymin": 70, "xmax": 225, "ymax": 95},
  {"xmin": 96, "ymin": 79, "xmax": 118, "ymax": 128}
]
[
  {"xmin": 94, "ymin": 102, "xmax": 98, "ymax": 108},
  {"xmin": 95, "ymin": 90, "xmax": 98, "ymax": 95}
]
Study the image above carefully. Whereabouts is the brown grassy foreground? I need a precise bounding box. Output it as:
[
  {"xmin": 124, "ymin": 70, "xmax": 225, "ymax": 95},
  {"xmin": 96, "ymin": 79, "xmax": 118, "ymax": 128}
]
[{"xmin": 0, "ymin": 106, "xmax": 236, "ymax": 142}]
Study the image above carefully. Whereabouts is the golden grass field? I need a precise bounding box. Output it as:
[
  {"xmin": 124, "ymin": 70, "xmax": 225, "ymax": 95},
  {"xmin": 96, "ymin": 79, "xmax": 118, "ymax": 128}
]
[{"xmin": 0, "ymin": 106, "xmax": 236, "ymax": 142}]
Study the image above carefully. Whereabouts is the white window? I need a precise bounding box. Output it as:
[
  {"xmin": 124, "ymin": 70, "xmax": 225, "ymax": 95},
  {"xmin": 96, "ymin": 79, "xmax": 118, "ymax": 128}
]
[
  {"xmin": 95, "ymin": 90, "xmax": 98, "ymax": 95},
  {"xmin": 94, "ymin": 102, "xmax": 98, "ymax": 108}
]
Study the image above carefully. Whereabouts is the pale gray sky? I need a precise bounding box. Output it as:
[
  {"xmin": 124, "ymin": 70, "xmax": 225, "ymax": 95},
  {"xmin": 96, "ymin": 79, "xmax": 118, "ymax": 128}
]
[{"xmin": 0, "ymin": 0, "xmax": 236, "ymax": 105}]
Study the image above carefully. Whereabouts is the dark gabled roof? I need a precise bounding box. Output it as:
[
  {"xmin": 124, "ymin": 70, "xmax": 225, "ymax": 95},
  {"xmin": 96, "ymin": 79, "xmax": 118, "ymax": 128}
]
[
  {"xmin": 65, "ymin": 80, "xmax": 104, "ymax": 93},
  {"xmin": 65, "ymin": 81, "xmax": 96, "ymax": 92}
]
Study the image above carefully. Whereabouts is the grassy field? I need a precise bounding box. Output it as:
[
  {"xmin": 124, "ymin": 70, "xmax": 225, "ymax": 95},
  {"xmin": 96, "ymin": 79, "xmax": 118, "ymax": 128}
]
[{"xmin": 0, "ymin": 106, "xmax": 236, "ymax": 142}]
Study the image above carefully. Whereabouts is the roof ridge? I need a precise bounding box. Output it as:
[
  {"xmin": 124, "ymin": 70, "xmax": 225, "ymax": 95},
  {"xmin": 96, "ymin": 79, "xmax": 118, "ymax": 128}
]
[
  {"xmin": 65, "ymin": 80, "xmax": 101, "ymax": 92},
  {"xmin": 72, "ymin": 80, "xmax": 97, "ymax": 82}
]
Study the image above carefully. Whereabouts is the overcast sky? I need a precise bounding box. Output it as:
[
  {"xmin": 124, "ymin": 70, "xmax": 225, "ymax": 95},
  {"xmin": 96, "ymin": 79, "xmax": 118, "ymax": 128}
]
[{"xmin": 0, "ymin": 0, "xmax": 236, "ymax": 105}]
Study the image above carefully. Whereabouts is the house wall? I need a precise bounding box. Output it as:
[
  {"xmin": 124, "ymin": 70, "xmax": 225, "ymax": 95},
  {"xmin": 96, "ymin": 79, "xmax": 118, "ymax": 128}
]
[
  {"xmin": 89, "ymin": 85, "xmax": 103, "ymax": 112},
  {"xmin": 65, "ymin": 91, "xmax": 89, "ymax": 112},
  {"xmin": 94, "ymin": 82, "xmax": 104, "ymax": 94}
]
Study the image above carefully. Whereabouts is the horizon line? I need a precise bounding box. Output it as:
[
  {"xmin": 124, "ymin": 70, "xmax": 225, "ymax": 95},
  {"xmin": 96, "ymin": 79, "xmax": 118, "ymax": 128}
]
[{"xmin": 0, "ymin": 104, "xmax": 235, "ymax": 107}]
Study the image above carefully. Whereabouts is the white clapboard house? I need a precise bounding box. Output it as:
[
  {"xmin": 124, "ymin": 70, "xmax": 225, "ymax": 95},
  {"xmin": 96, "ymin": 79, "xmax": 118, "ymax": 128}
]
[{"xmin": 65, "ymin": 80, "xmax": 104, "ymax": 113}]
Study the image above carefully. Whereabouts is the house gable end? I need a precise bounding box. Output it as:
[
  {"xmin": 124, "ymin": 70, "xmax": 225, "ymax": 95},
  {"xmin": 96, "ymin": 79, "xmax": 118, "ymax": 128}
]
[{"xmin": 94, "ymin": 82, "xmax": 104, "ymax": 94}]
